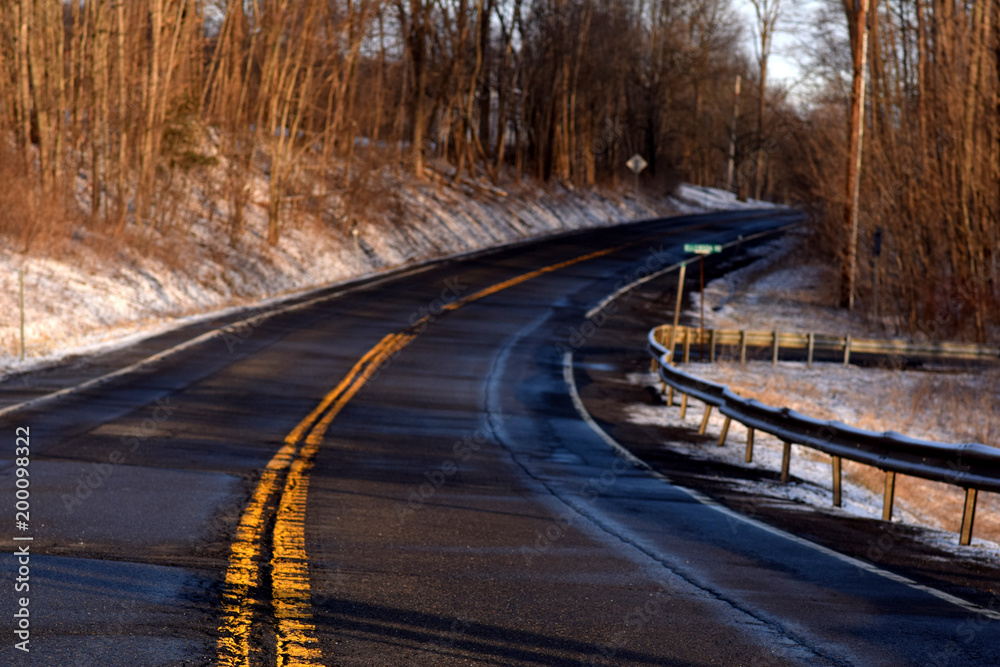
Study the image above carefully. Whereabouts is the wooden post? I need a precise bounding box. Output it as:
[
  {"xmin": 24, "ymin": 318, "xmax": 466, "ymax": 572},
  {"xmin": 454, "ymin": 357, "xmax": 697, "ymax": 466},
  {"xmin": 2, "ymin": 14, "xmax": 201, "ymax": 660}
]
[
  {"xmin": 807, "ymin": 332, "xmax": 815, "ymax": 367},
  {"xmin": 709, "ymin": 329, "xmax": 716, "ymax": 363},
  {"xmin": 844, "ymin": 335, "xmax": 852, "ymax": 367},
  {"xmin": 745, "ymin": 427, "xmax": 755, "ymax": 463},
  {"xmin": 19, "ymin": 268, "xmax": 26, "ymax": 361},
  {"xmin": 680, "ymin": 393, "xmax": 689, "ymax": 419},
  {"xmin": 832, "ymin": 456, "xmax": 842, "ymax": 507},
  {"xmin": 699, "ymin": 255, "xmax": 705, "ymax": 361},
  {"xmin": 959, "ymin": 488, "xmax": 978, "ymax": 546},
  {"xmin": 882, "ymin": 470, "xmax": 896, "ymax": 521},
  {"xmin": 669, "ymin": 263, "xmax": 687, "ymax": 361},
  {"xmin": 780, "ymin": 441, "xmax": 791, "ymax": 483},
  {"xmin": 353, "ymin": 226, "xmax": 361, "ymax": 266},
  {"xmin": 772, "ymin": 331, "xmax": 779, "ymax": 365},
  {"xmin": 739, "ymin": 330, "xmax": 747, "ymax": 364},
  {"xmin": 718, "ymin": 416, "xmax": 731, "ymax": 446},
  {"xmin": 683, "ymin": 328, "xmax": 691, "ymax": 364},
  {"xmin": 667, "ymin": 386, "xmax": 674, "ymax": 407},
  {"xmin": 698, "ymin": 405, "xmax": 712, "ymax": 435}
]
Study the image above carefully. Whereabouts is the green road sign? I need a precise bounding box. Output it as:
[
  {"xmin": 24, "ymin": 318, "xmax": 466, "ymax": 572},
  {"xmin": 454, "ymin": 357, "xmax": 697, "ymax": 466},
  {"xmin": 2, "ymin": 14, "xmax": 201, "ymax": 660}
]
[{"xmin": 683, "ymin": 243, "xmax": 723, "ymax": 255}]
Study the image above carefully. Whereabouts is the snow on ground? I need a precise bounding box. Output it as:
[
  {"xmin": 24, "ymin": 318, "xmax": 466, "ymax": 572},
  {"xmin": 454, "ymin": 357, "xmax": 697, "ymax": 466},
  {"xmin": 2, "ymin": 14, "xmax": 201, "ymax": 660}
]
[
  {"xmin": 630, "ymin": 366, "xmax": 1000, "ymax": 553},
  {"xmin": 688, "ymin": 229, "xmax": 887, "ymax": 338},
  {"xmin": 670, "ymin": 184, "xmax": 780, "ymax": 214},
  {"xmin": 0, "ymin": 171, "xmax": 750, "ymax": 379},
  {"xmin": 630, "ymin": 231, "xmax": 1000, "ymax": 554}
]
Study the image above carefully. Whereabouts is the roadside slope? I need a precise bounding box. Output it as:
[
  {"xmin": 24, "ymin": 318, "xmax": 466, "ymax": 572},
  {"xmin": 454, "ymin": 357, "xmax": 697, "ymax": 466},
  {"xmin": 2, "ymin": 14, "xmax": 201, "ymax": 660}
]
[{"xmin": 0, "ymin": 174, "xmax": 687, "ymax": 378}]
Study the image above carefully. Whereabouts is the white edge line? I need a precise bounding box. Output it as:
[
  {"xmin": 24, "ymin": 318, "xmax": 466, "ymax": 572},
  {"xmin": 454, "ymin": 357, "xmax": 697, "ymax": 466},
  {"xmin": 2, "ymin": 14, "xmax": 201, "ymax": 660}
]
[
  {"xmin": 562, "ymin": 351, "xmax": 652, "ymax": 473},
  {"xmin": 0, "ymin": 209, "xmax": 690, "ymax": 419},
  {"xmin": 0, "ymin": 264, "xmax": 433, "ymax": 419},
  {"xmin": 2, "ymin": 210, "xmax": 792, "ymax": 418},
  {"xmin": 561, "ymin": 350, "xmax": 1000, "ymax": 622}
]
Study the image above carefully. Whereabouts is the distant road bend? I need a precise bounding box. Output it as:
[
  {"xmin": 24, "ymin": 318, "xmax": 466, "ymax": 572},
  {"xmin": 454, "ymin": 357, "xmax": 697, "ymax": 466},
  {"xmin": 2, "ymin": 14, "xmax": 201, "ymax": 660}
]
[{"xmin": 2, "ymin": 208, "xmax": 998, "ymax": 666}]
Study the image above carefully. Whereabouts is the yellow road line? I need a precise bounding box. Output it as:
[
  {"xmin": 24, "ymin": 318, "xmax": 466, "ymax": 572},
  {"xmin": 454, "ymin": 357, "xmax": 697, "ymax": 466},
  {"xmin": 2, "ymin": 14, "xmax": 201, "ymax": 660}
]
[
  {"xmin": 216, "ymin": 334, "xmax": 403, "ymax": 666},
  {"xmin": 443, "ymin": 245, "xmax": 625, "ymax": 311},
  {"xmin": 283, "ymin": 337, "xmax": 397, "ymax": 446},
  {"xmin": 217, "ymin": 242, "xmax": 628, "ymax": 666},
  {"xmin": 216, "ymin": 441, "xmax": 299, "ymax": 667},
  {"xmin": 271, "ymin": 333, "xmax": 415, "ymax": 666}
]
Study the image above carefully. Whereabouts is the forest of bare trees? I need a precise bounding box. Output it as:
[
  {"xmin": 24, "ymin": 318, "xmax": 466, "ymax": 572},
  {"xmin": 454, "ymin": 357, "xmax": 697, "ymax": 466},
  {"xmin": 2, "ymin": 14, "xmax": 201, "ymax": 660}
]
[
  {"xmin": 803, "ymin": 1, "xmax": 999, "ymax": 341},
  {"xmin": 0, "ymin": 0, "xmax": 764, "ymax": 245},
  {"xmin": 0, "ymin": 1, "xmax": 997, "ymax": 340}
]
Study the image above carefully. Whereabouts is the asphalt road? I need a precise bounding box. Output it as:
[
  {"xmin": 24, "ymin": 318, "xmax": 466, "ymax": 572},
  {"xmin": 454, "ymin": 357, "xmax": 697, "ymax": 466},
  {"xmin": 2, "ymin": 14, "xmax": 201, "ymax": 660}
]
[{"xmin": 1, "ymin": 208, "xmax": 997, "ymax": 666}]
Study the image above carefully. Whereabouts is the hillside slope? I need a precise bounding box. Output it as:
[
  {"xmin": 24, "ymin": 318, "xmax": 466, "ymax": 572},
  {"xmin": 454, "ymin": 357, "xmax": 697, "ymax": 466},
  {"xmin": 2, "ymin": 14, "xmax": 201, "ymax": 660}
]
[{"xmin": 0, "ymin": 170, "xmax": 755, "ymax": 377}]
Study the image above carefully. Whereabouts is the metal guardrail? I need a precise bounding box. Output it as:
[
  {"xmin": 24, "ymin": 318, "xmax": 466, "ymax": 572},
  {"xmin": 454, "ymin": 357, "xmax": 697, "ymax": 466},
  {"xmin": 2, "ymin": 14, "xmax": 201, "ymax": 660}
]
[
  {"xmin": 653, "ymin": 324, "xmax": 1000, "ymax": 366},
  {"xmin": 647, "ymin": 328, "xmax": 1000, "ymax": 546}
]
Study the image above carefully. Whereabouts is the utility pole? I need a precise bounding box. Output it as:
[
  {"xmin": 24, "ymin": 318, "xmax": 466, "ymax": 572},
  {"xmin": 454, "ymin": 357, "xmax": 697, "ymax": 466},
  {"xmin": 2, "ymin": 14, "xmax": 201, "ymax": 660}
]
[
  {"xmin": 842, "ymin": 0, "xmax": 873, "ymax": 310},
  {"xmin": 726, "ymin": 75, "xmax": 741, "ymax": 193}
]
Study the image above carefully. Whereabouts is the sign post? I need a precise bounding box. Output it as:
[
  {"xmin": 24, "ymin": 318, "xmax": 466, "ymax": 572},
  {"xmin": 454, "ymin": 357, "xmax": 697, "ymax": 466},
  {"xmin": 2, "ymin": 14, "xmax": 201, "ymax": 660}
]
[
  {"xmin": 669, "ymin": 262, "xmax": 687, "ymax": 365},
  {"xmin": 684, "ymin": 244, "xmax": 723, "ymax": 361},
  {"xmin": 625, "ymin": 154, "xmax": 648, "ymax": 196}
]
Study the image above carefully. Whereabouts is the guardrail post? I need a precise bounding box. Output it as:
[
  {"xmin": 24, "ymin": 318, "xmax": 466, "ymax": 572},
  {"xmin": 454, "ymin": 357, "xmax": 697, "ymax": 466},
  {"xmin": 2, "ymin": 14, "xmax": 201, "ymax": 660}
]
[
  {"xmin": 667, "ymin": 386, "xmax": 674, "ymax": 406},
  {"xmin": 709, "ymin": 330, "xmax": 716, "ymax": 363},
  {"xmin": 718, "ymin": 416, "xmax": 731, "ymax": 446},
  {"xmin": 745, "ymin": 427, "xmax": 755, "ymax": 463},
  {"xmin": 882, "ymin": 471, "xmax": 896, "ymax": 521},
  {"xmin": 780, "ymin": 441, "xmax": 791, "ymax": 483},
  {"xmin": 739, "ymin": 330, "xmax": 747, "ymax": 364},
  {"xmin": 698, "ymin": 405, "xmax": 712, "ymax": 435},
  {"xmin": 683, "ymin": 328, "xmax": 691, "ymax": 364},
  {"xmin": 844, "ymin": 335, "xmax": 852, "ymax": 367},
  {"xmin": 807, "ymin": 332, "xmax": 815, "ymax": 367},
  {"xmin": 680, "ymin": 393, "xmax": 689, "ymax": 419},
  {"xmin": 832, "ymin": 456, "xmax": 842, "ymax": 507},
  {"xmin": 959, "ymin": 488, "xmax": 978, "ymax": 546},
  {"xmin": 772, "ymin": 331, "xmax": 780, "ymax": 366}
]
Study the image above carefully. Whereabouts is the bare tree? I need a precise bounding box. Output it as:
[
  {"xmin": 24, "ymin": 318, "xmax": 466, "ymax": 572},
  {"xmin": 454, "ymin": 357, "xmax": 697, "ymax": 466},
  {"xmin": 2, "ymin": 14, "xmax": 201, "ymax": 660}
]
[
  {"xmin": 839, "ymin": 0, "xmax": 873, "ymax": 309},
  {"xmin": 801, "ymin": 0, "xmax": 999, "ymax": 340},
  {"xmin": 748, "ymin": 0, "xmax": 782, "ymax": 201}
]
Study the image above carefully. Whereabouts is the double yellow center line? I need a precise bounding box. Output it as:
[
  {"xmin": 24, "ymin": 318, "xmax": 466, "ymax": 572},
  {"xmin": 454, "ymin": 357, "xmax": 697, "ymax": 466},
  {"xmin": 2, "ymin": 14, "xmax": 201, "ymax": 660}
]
[
  {"xmin": 217, "ymin": 333, "xmax": 414, "ymax": 666},
  {"xmin": 216, "ymin": 243, "xmax": 625, "ymax": 666}
]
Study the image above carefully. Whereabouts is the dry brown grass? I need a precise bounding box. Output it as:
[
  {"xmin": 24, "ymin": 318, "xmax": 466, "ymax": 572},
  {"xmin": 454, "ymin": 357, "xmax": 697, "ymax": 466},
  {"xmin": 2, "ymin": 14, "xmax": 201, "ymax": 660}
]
[
  {"xmin": 699, "ymin": 361, "xmax": 1000, "ymax": 544},
  {"xmin": 0, "ymin": 151, "xmax": 82, "ymax": 257}
]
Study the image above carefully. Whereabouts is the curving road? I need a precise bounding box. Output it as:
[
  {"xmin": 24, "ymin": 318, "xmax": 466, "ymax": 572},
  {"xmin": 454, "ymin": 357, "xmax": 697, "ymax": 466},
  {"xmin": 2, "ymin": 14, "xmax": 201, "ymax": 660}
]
[{"xmin": 2, "ymin": 208, "xmax": 998, "ymax": 666}]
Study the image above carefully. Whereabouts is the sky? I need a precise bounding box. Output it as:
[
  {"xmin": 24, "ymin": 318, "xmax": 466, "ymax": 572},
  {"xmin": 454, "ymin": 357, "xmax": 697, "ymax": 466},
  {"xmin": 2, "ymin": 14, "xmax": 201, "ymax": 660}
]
[{"xmin": 735, "ymin": 0, "xmax": 826, "ymax": 91}]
